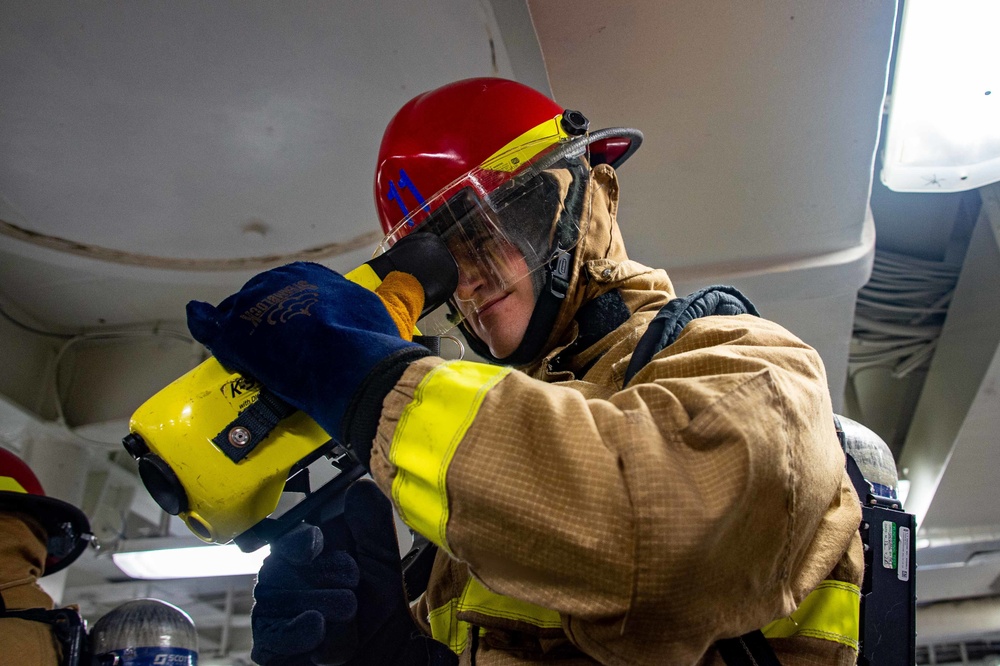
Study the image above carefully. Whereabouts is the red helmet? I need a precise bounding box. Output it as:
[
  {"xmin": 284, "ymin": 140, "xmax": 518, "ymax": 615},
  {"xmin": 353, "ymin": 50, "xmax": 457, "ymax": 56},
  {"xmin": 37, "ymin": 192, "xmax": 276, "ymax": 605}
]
[
  {"xmin": 374, "ymin": 78, "xmax": 642, "ymax": 364},
  {"xmin": 0, "ymin": 447, "xmax": 92, "ymax": 575},
  {"xmin": 374, "ymin": 77, "xmax": 641, "ymax": 237}
]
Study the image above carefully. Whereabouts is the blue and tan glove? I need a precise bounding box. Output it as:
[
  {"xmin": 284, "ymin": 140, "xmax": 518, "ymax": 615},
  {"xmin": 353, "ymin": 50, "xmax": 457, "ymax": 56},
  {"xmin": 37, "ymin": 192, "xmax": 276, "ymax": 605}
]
[
  {"xmin": 251, "ymin": 480, "xmax": 456, "ymax": 666},
  {"xmin": 186, "ymin": 261, "xmax": 429, "ymax": 466}
]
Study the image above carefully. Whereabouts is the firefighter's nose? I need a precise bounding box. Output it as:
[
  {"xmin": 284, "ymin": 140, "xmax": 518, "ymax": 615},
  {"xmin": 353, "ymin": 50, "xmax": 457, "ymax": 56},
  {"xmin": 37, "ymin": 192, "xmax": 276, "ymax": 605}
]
[{"xmin": 454, "ymin": 265, "xmax": 485, "ymax": 301}]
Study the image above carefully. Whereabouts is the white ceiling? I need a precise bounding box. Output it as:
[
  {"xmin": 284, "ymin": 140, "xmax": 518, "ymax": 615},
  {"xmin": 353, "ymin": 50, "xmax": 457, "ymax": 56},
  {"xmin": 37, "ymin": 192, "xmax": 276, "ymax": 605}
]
[{"xmin": 2, "ymin": 1, "xmax": 999, "ymax": 662}]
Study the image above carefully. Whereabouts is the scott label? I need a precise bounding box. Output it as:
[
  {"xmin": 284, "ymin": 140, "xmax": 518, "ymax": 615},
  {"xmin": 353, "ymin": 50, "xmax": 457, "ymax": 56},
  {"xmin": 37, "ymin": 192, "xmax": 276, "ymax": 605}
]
[{"xmin": 98, "ymin": 647, "xmax": 197, "ymax": 665}]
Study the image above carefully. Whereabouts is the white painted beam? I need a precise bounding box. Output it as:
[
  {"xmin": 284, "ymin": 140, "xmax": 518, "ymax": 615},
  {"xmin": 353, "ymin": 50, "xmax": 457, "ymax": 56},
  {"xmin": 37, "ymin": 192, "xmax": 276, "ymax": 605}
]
[{"xmin": 918, "ymin": 596, "xmax": 1000, "ymax": 645}]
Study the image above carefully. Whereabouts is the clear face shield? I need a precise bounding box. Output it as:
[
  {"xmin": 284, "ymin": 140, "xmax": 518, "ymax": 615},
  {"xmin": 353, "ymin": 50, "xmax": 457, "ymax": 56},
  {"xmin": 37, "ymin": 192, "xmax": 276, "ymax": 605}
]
[{"xmin": 376, "ymin": 132, "xmax": 594, "ymax": 335}]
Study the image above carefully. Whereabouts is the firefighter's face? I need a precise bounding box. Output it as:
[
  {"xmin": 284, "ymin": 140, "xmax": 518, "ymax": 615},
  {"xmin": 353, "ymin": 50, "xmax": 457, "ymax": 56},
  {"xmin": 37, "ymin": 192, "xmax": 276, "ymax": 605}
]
[{"xmin": 452, "ymin": 244, "xmax": 536, "ymax": 359}]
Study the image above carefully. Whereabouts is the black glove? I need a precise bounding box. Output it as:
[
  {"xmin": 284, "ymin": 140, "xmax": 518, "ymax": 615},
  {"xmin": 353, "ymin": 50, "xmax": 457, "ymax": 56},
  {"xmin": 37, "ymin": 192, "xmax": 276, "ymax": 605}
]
[{"xmin": 251, "ymin": 479, "xmax": 456, "ymax": 666}]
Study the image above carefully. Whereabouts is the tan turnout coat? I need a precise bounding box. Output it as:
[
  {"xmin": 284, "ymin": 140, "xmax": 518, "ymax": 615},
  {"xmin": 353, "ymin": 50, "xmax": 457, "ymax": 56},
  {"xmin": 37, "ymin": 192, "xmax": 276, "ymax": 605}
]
[
  {"xmin": 0, "ymin": 515, "xmax": 64, "ymax": 666},
  {"xmin": 369, "ymin": 164, "xmax": 863, "ymax": 665}
]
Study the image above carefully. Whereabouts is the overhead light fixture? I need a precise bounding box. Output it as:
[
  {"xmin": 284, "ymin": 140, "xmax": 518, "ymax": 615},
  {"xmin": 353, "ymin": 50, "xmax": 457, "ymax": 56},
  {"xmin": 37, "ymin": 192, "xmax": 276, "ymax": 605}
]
[
  {"xmin": 881, "ymin": 0, "xmax": 1000, "ymax": 193},
  {"xmin": 112, "ymin": 536, "xmax": 269, "ymax": 580}
]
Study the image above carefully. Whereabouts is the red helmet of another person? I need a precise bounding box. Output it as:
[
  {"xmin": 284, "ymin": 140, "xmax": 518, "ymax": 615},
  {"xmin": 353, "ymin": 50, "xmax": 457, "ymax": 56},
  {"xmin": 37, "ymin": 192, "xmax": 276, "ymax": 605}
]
[{"xmin": 0, "ymin": 448, "xmax": 92, "ymax": 575}]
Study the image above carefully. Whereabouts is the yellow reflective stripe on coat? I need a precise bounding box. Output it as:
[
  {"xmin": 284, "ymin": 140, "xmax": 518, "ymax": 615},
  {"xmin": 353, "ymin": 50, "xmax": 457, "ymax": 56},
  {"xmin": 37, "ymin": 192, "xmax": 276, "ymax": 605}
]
[
  {"xmin": 762, "ymin": 580, "xmax": 861, "ymax": 649},
  {"xmin": 428, "ymin": 578, "xmax": 562, "ymax": 655},
  {"xmin": 390, "ymin": 361, "xmax": 511, "ymax": 551},
  {"xmin": 459, "ymin": 577, "xmax": 562, "ymax": 628},
  {"xmin": 429, "ymin": 598, "xmax": 470, "ymax": 654}
]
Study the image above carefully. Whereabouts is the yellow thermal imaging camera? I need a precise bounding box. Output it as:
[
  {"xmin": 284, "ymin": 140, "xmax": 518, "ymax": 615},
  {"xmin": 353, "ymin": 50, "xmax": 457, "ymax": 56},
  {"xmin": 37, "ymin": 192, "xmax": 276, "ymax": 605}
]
[{"xmin": 122, "ymin": 233, "xmax": 456, "ymax": 552}]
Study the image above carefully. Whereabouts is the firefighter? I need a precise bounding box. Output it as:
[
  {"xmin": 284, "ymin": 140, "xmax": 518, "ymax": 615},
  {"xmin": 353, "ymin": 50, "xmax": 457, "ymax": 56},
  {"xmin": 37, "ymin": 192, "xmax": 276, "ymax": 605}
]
[
  {"xmin": 0, "ymin": 447, "xmax": 91, "ymax": 666},
  {"xmin": 187, "ymin": 78, "xmax": 863, "ymax": 665}
]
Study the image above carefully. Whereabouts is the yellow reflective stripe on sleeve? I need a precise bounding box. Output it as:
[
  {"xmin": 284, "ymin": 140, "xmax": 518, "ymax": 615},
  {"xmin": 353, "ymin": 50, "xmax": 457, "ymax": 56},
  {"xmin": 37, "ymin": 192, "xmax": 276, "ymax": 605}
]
[
  {"xmin": 762, "ymin": 580, "xmax": 861, "ymax": 650},
  {"xmin": 427, "ymin": 579, "xmax": 563, "ymax": 655},
  {"xmin": 390, "ymin": 361, "xmax": 511, "ymax": 551},
  {"xmin": 459, "ymin": 577, "xmax": 563, "ymax": 629}
]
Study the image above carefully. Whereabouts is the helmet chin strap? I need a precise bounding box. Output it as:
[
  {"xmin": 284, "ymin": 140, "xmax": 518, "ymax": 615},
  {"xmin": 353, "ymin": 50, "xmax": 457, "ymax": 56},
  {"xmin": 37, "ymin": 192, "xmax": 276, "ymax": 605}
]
[{"xmin": 459, "ymin": 252, "xmax": 570, "ymax": 367}]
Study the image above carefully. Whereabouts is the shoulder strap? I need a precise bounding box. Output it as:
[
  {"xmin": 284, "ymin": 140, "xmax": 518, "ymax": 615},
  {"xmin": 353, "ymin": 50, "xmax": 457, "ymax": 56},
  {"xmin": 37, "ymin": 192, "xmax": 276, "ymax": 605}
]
[
  {"xmin": 623, "ymin": 285, "xmax": 759, "ymax": 386},
  {"xmin": 549, "ymin": 290, "xmax": 632, "ymax": 376},
  {"xmin": 0, "ymin": 603, "xmax": 88, "ymax": 666}
]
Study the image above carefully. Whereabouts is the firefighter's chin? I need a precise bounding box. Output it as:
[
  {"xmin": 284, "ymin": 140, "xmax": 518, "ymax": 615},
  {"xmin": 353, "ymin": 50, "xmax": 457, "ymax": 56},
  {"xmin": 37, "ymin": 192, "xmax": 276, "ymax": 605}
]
[{"xmin": 469, "ymin": 284, "xmax": 536, "ymax": 359}]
